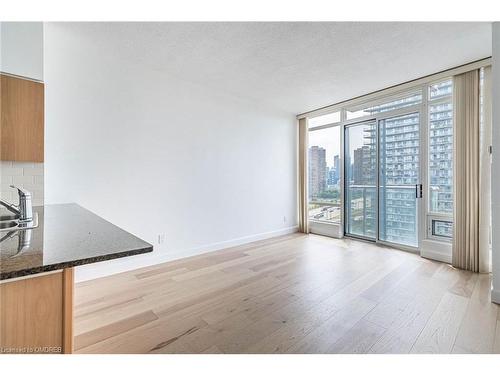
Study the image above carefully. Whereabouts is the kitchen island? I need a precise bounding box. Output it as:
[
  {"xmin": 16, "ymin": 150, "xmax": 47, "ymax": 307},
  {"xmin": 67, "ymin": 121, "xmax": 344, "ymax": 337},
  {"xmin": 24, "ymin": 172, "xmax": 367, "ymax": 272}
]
[{"xmin": 0, "ymin": 203, "xmax": 153, "ymax": 354}]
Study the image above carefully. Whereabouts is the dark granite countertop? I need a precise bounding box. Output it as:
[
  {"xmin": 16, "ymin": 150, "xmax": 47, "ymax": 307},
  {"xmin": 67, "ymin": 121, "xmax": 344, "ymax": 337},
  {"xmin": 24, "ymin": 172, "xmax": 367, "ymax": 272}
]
[{"xmin": 0, "ymin": 203, "xmax": 153, "ymax": 281}]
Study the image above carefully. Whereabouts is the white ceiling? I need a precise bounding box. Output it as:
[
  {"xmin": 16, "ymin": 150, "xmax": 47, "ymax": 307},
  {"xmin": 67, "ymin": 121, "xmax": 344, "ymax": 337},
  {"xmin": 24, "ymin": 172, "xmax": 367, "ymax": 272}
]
[{"xmin": 54, "ymin": 22, "xmax": 492, "ymax": 114}]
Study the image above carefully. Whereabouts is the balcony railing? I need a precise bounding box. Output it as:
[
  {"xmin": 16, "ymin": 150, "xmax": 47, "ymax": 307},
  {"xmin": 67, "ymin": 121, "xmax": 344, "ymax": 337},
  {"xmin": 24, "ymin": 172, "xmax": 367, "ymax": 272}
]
[{"xmin": 345, "ymin": 185, "xmax": 377, "ymax": 238}]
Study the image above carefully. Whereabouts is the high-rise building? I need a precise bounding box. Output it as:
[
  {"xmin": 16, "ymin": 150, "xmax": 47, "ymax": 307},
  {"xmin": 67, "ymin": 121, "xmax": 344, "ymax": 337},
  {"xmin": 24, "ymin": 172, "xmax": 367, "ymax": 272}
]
[
  {"xmin": 378, "ymin": 114, "xmax": 420, "ymax": 246},
  {"xmin": 429, "ymin": 82, "xmax": 453, "ymax": 214},
  {"xmin": 333, "ymin": 155, "xmax": 340, "ymax": 184},
  {"xmin": 308, "ymin": 146, "xmax": 327, "ymax": 198},
  {"xmin": 348, "ymin": 125, "xmax": 377, "ymax": 239},
  {"xmin": 327, "ymin": 167, "xmax": 336, "ymax": 186},
  {"xmin": 352, "ymin": 148, "xmax": 364, "ymax": 185},
  {"xmin": 326, "ymin": 155, "xmax": 340, "ymax": 186},
  {"xmin": 428, "ymin": 81, "xmax": 454, "ymax": 238},
  {"xmin": 352, "ymin": 147, "xmax": 375, "ymax": 185}
]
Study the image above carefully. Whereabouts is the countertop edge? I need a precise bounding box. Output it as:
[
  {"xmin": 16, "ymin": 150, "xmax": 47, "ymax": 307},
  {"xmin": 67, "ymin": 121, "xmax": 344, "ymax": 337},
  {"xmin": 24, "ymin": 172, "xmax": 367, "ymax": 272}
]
[{"xmin": 0, "ymin": 245, "xmax": 153, "ymax": 281}]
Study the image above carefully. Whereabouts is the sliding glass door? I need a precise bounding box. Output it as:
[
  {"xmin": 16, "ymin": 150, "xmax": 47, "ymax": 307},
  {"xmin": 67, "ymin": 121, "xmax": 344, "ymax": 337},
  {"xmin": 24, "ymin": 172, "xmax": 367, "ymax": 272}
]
[
  {"xmin": 344, "ymin": 113, "xmax": 421, "ymax": 248},
  {"xmin": 345, "ymin": 121, "xmax": 377, "ymax": 240}
]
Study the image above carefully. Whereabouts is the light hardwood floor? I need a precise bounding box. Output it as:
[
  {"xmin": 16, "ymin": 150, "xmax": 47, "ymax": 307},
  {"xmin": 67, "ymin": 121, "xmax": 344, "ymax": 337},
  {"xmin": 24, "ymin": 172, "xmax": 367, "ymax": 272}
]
[{"xmin": 74, "ymin": 233, "xmax": 500, "ymax": 354}]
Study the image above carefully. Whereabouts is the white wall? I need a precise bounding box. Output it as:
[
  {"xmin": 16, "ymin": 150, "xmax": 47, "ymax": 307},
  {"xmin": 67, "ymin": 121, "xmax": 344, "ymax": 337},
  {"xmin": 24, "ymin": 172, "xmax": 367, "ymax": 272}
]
[
  {"xmin": 492, "ymin": 23, "xmax": 500, "ymax": 304},
  {"xmin": 0, "ymin": 22, "xmax": 43, "ymax": 80},
  {"xmin": 43, "ymin": 24, "xmax": 298, "ymax": 282}
]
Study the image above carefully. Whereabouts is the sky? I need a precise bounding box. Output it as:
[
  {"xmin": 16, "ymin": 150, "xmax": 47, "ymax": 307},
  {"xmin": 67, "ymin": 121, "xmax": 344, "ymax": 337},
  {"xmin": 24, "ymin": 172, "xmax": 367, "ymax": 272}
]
[{"xmin": 309, "ymin": 126, "xmax": 341, "ymax": 168}]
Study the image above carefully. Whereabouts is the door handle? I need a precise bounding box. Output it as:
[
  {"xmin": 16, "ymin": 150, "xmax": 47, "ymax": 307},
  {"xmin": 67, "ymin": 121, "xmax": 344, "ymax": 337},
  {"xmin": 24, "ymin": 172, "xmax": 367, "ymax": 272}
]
[{"xmin": 416, "ymin": 184, "xmax": 423, "ymax": 198}]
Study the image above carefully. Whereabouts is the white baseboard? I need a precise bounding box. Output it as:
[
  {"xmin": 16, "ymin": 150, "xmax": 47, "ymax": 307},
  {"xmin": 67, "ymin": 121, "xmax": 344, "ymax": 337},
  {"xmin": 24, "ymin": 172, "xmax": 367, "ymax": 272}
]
[
  {"xmin": 420, "ymin": 239, "xmax": 452, "ymax": 264},
  {"xmin": 309, "ymin": 221, "xmax": 343, "ymax": 238},
  {"xmin": 75, "ymin": 225, "xmax": 299, "ymax": 283},
  {"xmin": 491, "ymin": 288, "xmax": 500, "ymax": 305},
  {"xmin": 420, "ymin": 249, "xmax": 452, "ymax": 264},
  {"xmin": 171, "ymin": 225, "xmax": 300, "ymax": 259}
]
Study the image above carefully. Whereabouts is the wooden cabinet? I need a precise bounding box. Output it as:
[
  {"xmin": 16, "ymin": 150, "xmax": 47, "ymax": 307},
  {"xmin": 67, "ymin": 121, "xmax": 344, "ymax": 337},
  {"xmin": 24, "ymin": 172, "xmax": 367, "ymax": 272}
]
[
  {"xmin": 0, "ymin": 73, "xmax": 44, "ymax": 162},
  {"xmin": 0, "ymin": 269, "xmax": 74, "ymax": 354}
]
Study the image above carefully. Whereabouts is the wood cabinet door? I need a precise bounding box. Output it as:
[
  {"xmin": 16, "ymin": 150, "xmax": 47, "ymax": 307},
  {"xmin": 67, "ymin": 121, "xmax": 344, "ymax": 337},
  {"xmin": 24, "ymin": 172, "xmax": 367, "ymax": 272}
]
[
  {"xmin": 0, "ymin": 269, "xmax": 74, "ymax": 354},
  {"xmin": 1, "ymin": 74, "xmax": 44, "ymax": 162}
]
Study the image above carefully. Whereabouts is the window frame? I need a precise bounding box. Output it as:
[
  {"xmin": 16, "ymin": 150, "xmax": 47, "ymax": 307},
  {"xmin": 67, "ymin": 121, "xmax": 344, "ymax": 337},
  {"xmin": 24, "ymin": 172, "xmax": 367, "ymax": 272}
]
[
  {"xmin": 425, "ymin": 78, "xmax": 454, "ymax": 242},
  {"xmin": 302, "ymin": 59, "xmax": 490, "ymax": 260},
  {"xmin": 427, "ymin": 215, "xmax": 453, "ymax": 240},
  {"xmin": 307, "ymin": 123, "xmax": 343, "ymax": 226}
]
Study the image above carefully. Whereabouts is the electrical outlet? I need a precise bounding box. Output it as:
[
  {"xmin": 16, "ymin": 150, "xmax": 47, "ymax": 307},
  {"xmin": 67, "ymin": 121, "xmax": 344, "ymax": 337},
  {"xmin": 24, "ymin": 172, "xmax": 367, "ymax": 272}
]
[
  {"xmin": 283, "ymin": 215, "xmax": 287, "ymax": 224},
  {"xmin": 158, "ymin": 233, "xmax": 166, "ymax": 245}
]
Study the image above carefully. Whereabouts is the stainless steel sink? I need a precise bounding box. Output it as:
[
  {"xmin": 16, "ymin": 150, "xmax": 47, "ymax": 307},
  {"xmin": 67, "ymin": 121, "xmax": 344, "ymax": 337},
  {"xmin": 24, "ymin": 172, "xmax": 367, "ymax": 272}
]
[{"xmin": 0, "ymin": 212, "xmax": 38, "ymax": 232}]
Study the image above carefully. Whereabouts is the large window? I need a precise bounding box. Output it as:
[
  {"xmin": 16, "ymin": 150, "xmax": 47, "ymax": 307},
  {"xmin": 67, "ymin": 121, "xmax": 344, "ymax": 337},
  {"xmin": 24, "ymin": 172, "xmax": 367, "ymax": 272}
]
[
  {"xmin": 302, "ymin": 62, "xmax": 489, "ymax": 253},
  {"xmin": 428, "ymin": 80, "xmax": 453, "ymax": 239},
  {"xmin": 308, "ymin": 125, "xmax": 341, "ymax": 224}
]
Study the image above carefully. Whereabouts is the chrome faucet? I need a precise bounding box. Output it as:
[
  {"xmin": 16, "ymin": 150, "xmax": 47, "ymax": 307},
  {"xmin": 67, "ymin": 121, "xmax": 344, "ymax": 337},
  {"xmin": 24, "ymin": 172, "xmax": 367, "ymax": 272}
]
[{"xmin": 0, "ymin": 185, "xmax": 33, "ymax": 222}]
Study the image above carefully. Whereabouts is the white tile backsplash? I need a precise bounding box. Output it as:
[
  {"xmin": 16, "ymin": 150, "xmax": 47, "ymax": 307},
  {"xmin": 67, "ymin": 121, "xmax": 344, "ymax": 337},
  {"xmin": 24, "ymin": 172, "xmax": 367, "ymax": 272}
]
[{"xmin": 0, "ymin": 161, "xmax": 44, "ymax": 206}]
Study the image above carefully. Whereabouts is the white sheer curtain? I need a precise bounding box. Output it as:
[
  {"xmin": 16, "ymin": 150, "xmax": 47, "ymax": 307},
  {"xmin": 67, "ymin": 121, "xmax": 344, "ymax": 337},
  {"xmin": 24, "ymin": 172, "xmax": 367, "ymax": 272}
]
[
  {"xmin": 298, "ymin": 118, "xmax": 309, "ymax": 234},
  {"xmin": 452, "ymin": 69, "xmax": 479, "ymax": 271},
  {"xmin": 452, "ymin": 69, "xmax": 488, "ymax": 272}
]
